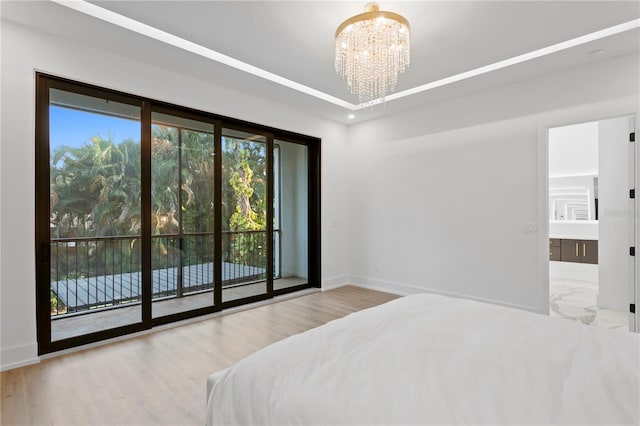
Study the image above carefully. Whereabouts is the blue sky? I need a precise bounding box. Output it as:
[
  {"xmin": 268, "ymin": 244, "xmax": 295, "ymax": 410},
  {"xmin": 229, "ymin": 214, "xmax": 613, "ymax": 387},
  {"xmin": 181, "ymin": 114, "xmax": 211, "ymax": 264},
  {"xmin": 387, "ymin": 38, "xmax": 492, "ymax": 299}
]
[{"xmin": 49, "ymin": 106, "xmax": 140, "ymax": 150}]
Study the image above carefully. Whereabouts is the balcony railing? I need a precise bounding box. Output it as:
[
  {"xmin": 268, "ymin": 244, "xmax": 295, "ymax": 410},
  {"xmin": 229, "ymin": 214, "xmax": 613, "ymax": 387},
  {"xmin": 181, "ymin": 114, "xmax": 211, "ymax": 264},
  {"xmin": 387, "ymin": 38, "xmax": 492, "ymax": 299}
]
[{"xmin": 50, "ymin": 230, "xmax": 279, "ymax": 317}]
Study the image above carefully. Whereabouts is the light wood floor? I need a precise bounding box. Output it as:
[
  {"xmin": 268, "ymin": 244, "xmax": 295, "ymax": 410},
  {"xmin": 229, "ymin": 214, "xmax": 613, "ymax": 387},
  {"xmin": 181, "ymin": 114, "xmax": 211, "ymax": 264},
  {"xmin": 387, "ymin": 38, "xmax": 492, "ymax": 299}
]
[{"xmin": 1, "ymin": 286, "xmax": 398, "ymax": 426}]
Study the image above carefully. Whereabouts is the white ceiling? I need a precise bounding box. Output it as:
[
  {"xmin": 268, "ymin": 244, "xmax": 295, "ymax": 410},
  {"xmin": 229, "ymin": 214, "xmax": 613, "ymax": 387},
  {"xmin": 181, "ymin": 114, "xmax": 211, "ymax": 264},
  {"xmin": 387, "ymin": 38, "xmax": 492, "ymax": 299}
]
[{"xmin": 2, "ymin": 1, "xmax": 639, "ymax": 124}]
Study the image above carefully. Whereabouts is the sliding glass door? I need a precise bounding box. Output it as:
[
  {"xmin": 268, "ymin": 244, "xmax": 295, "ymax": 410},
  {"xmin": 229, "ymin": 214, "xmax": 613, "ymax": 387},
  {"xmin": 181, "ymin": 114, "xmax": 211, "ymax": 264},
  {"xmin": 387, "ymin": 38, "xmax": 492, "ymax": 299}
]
[
  {"xmin": 150, "ymin": 111, "xmax": 218, "ymax": 319},
  {"xmin": 221, "ymin": 128, "xmax": 272, "ymax": 303},
  {"xmin": 36, "ymin": 74, "xmax": 320, "ymax": 354},
  {"xmin": 40, "ymin": 84, "xmax": 145, "ymax": 347}
]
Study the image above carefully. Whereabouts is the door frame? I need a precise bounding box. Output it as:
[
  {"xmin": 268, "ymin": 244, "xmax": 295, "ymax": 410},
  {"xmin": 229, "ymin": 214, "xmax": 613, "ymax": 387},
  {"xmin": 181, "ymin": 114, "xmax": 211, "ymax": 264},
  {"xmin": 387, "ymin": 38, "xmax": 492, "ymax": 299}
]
[{"xmin": 537, "ymin": 102, "xmax": 639, "ymax": 332}]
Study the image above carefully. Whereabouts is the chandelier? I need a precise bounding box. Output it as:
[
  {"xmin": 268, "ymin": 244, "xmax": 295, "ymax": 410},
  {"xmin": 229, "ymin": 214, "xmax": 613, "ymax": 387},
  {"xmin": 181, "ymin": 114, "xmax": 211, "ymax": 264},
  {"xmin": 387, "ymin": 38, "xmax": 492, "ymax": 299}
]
[{"xmin": 335, "ymin": 2, "xmax": 411, "ymax": 105}]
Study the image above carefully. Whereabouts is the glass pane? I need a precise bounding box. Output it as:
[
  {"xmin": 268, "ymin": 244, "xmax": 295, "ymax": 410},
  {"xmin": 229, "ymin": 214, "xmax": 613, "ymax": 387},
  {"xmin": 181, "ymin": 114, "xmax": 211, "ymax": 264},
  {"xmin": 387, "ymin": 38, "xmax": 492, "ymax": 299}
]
[
  {"xmin": 275, "ymin": 141, "xmax": 308, "ymax": 291},
  {"xmin": 49, "ymin": 89, "xmax": 142, "ymax": 340},
  {"xmin": 222, "ymin": 129, "xmax": 268, "ymax": 302},
  {"xmin": 151, "ymin": 112, "xmax": 215, "ymax": 318}
]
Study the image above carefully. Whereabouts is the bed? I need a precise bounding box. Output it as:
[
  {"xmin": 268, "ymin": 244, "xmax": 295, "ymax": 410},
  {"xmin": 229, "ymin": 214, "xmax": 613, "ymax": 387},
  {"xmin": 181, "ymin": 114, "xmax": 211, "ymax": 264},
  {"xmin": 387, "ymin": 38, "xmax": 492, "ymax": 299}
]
[{"xmin": 206, "ymin": 293, "xmax": 639, "ymax": 425}]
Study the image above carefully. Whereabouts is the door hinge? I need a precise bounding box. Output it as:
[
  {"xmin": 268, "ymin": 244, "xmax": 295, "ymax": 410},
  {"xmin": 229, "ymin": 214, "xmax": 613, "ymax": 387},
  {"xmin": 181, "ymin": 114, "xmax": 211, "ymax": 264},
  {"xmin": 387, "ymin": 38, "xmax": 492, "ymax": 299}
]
[
  {"xmin": 630, "ymin": 247, "xmax": 636, "ymax": 256},
  {"xmin": 631, "ymin": 304, "xmax": 636, "ymax": 314},
  {"xmin": 631, "ymin": 189, "xmax": 635, "ymax": 199},
  {"xmin": 631, "ymin": 132, "xmax": 636, "ymax": 143}
]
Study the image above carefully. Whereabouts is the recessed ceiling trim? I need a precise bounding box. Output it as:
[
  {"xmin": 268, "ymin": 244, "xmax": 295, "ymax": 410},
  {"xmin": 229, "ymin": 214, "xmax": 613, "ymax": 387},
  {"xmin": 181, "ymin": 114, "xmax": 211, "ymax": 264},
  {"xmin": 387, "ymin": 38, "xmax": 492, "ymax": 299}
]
[
  {"xmin": 51, "ymin": 0, "xmax": 356, "ymax": 110},
  {"xmin": 51, "ymin": 1, "xmax": 639, "ymax": 113},
  {"xmin": 370, "ymin": 18, "xmax": 640, "ymax": 110}
]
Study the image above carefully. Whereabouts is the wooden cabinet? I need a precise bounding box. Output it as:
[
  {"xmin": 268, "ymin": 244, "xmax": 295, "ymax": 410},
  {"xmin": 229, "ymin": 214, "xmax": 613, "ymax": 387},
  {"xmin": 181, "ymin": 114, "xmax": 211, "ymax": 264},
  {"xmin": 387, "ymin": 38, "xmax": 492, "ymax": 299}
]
[
  {"xmin": 549, "ymin": 239, "xmax": 561, "ymax": 261},
  {"xmin": 550, "ymin": 238, "xmax": 598, "ymax": 264},
  {"xmin": 580, "ymin": 240, "xmax": 598, "ymax": 264},
  {"xmin": 560, "ymin": 239, "xmax": 582, "ymax": 263}
]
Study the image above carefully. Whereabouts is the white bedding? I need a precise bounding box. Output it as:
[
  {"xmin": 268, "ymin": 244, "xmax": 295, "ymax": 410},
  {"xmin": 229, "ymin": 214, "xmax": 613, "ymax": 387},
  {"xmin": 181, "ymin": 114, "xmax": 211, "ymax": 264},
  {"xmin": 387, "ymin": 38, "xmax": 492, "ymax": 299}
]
[{"xmin": 206, "ymin": 293, "xmax": 640, "ymax": 425}]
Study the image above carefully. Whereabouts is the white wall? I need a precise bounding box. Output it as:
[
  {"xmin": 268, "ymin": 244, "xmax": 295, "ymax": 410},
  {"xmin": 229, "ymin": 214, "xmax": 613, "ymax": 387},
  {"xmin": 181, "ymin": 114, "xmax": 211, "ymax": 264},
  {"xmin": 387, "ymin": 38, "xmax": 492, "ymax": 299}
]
[
  {"xmin": 598, "ymin": 116, "xmax": 634, "ymax": 311},
  {"xmin": 348, "ymin": 117, "xmax": 540, "ymax": 310},
  {"xmin": 549, "ymin": 122, "xmax": 599, "ymax": 177},
  {"xmin": 347, "ymin": 52, "xmax": 639, "ymax": 314},
  {"xmin": 0, "ymin": 20, "xmax": 349, "ymax": 370}
]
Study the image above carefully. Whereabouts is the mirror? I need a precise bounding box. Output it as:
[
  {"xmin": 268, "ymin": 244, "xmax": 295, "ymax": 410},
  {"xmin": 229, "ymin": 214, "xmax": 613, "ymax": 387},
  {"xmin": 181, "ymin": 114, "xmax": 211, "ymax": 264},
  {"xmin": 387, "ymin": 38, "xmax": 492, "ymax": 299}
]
[{"xmin": 549, "ymin": 174, "xmax": 598, "ymax": 221}]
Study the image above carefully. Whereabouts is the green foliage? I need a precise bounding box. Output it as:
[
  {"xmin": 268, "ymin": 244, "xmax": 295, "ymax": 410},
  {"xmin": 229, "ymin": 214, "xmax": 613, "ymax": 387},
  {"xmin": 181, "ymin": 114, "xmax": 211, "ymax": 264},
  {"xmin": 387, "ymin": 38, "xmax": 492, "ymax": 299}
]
[
  {"xmin": 181, "ymin": 129, "xmax": 216, "ymax": 234},
  {"xmin": 223, "ymin": 137, "xmax": 266, "ymax": 232},
  {"xmin": 49, "ymin": 127, "xmax": 269, "ymax": 301},
  {"xmin": 50, "ymin": 136, "xmax": 141, "ymax": 238},
  {"xmin": 222, "ymin": 137, "xmax": 267, "ymax": 268},
  {"xmin": 50, "ymin": 290, "xmax": 67, "ymax": 315}
]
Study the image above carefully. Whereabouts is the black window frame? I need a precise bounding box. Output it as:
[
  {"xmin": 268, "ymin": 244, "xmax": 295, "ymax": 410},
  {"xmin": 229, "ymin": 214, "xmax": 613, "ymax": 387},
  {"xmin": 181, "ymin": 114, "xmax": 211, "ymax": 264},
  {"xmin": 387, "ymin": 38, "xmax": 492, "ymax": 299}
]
[{"xmin": 35, "ymin": 73, "xmax": 321, "ymax": 354}]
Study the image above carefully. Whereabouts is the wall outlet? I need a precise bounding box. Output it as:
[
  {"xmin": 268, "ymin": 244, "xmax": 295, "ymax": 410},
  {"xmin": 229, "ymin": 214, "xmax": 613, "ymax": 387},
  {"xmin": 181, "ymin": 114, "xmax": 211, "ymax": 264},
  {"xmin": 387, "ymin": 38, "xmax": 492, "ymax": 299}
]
[{"xmin": 523, "ymin": 223, "xmax": 538, "ymax": 234}]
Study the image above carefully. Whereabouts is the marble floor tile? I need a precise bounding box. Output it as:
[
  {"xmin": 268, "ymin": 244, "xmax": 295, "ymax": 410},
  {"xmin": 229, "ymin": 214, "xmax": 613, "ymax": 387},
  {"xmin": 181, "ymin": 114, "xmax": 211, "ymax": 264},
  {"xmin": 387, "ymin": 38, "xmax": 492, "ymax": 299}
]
[{"xmin": 549, "ymin": 278, "xmax": 628, "ymax": 331}]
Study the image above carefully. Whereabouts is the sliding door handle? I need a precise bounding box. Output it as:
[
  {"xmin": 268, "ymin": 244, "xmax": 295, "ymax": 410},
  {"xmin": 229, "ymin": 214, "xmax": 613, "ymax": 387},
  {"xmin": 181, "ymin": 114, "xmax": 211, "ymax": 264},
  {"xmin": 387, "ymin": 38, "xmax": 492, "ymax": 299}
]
[
  {"xmin": 575, "ymin": 242, "xmax": 579, "ymax": 257},
  {"xmin": 583, "ymin": 243, "xmax": 586, "ymax": 257}
]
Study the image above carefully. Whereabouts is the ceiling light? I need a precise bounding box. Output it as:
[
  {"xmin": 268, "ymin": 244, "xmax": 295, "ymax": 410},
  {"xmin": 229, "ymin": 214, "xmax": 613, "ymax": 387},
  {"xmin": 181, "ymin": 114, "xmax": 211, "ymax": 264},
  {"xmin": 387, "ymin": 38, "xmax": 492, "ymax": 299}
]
[
  {"xmin": 335, "ymin": 2, "xmax": 410, "ymax": 106},
  {"xmin": 348, "ymin": 114, "xmax": 355, "ymax": 119}
]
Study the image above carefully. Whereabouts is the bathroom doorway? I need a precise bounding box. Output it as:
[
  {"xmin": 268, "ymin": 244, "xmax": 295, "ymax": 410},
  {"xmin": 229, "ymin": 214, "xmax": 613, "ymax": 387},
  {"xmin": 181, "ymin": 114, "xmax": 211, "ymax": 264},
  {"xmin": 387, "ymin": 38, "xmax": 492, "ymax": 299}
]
[{"xmin": 548, "ymin": 116, "xmax": 635, "ymax": 331}]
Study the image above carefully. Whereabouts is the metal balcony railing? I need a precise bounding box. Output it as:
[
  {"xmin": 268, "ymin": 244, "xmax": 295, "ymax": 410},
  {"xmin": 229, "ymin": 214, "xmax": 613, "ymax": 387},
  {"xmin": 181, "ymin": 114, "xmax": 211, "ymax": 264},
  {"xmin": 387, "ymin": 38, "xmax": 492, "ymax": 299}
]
[{"xmin": 49, "ymin": 230, "xmax": 279, "ymax": 317}]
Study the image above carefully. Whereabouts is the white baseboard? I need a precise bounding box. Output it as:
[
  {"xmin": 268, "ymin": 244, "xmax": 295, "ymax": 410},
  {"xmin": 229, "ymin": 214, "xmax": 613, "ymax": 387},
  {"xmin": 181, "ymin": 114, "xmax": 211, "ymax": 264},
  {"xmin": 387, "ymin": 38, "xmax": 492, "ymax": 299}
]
[
  {"xmin": 349, "ymin": 275, "xmax": 539, "ymax": 313},
  {"xmin": 1, "ymin": 343, "xmax": 39, "ymax": 371},
  {"xmin": 321, "ymin": 275, "xmax": 350, "ymax": 291},
  {"xmin": 349, "ymin": 275, "xmax": 426, "ymax": 296}
]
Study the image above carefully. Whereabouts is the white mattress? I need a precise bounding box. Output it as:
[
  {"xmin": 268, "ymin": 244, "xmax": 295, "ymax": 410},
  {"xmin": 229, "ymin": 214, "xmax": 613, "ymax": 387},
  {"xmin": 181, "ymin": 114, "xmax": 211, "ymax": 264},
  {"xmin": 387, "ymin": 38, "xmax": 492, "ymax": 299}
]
[{"xmin": 206, "ymin": 293, "xmax": 640, "ymax": 425}]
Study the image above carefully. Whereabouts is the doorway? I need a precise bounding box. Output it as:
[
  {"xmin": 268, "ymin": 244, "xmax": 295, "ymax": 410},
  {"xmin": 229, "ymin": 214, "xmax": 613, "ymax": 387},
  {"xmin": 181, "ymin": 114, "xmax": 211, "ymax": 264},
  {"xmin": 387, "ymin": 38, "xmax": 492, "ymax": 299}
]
[{"xmin": 547, "ymin": 116, "xmax": 635, "ymax": 331}]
